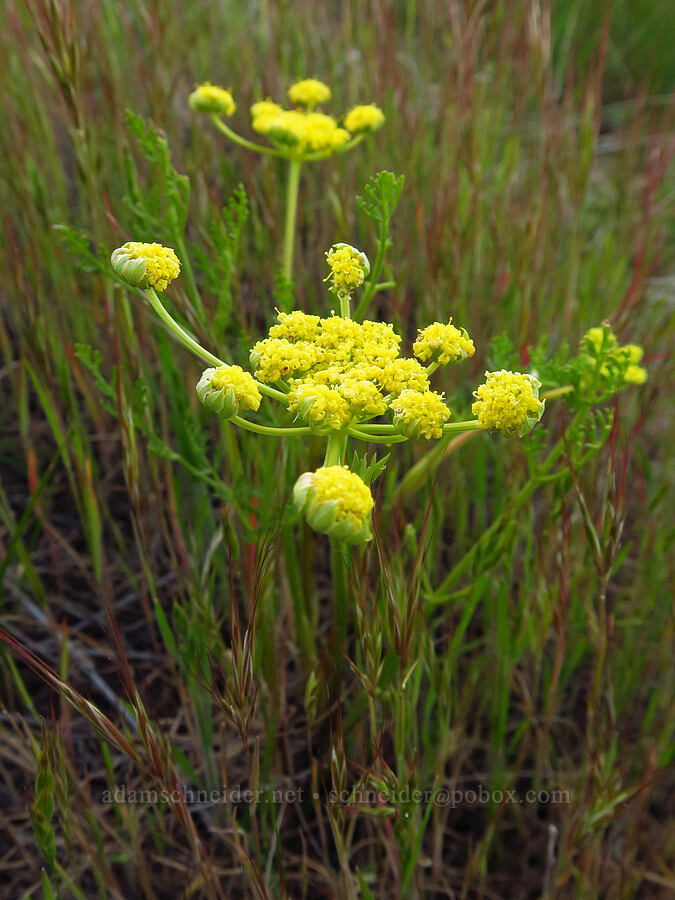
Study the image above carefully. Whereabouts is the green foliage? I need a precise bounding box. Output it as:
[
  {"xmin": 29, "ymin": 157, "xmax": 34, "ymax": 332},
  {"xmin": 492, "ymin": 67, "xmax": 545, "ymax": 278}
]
[{"xmin": 356, "ymin": 170, "xmax": 405, "ymax": 225}]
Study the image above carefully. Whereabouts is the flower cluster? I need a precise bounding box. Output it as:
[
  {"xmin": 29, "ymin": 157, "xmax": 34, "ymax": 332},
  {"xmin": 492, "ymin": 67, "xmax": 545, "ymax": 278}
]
[
  {"xmin": 413, "ymin": 320, "xmax": 475, "ymax": 366},
  {"xmin": 111, "ymin": 242, "xmax": 181, "ymax": 292},
  {"xmin": 581, "ymin": 325, "xmax": 647, "ymax": 387},
  {"xmin": 344, "ymin": 104, "xmax": 386, "ymax": 134},
  {"xmin": 325, "ymin": 243, "xmax": 370, "ymax": 298},
  {"xmin": 287, "ymin": 78, "xmax": 331, "ymax": 108},
  {"xmin": 472, "ymin": 371, "xmax": 545, "ymax": 436},
  {"xmin": 391, "ymin": 389, "xmax": 451, "ymax": 439},
  {"xmin": 197, "ymin": 365, "xmax": 261, "ymax": 419},
  {"xmin": 190, "ymin": 77, "xmax": 384, "ymax": 160},
  {"xmin": 249, "ymin": 305, "xmax": 471, "ymax": 437},
  {"xmin": 293, "ymin": 466, "xmax": 374, "ymax": 544},
  {"xmin": 189, "ymin": 83, "xmax": 236, "ymax": 116},
  {"xmin": 110, "ymin": 236, "xmax": 553, "ymax": 545}
]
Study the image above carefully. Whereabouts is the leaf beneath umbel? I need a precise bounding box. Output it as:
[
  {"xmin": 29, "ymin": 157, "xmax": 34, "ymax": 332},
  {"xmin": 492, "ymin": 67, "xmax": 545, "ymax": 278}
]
[{"xmin": 350, "ymin": 448, "xmax": 390, "ymax": 485}]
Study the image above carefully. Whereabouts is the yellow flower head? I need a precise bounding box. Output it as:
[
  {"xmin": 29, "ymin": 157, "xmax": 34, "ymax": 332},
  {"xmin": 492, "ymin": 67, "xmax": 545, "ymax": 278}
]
[
  {"xmin": 624, "ymin": 364, "xmax": 647, "ymax": 384},
  {"xmin": 380, "ymin": 357, "xmax": 430, "ymax": 397},
  {"xmin": 344, "ymin": 104, "xmax": 385, "ymax": 134},
  {"xmin": 472, "ymin": 370, "xmax": 544, "ymax": 437},
  {"xmin": 620, "ymin": 344, "xmax": 648, "ymax": 384},
  {"xmin": 391, "ymin": 389, "xmax": 451, "ymax": 439},
  {"xmin": 302, "ymin": 113, "xmax": 347, "ymax": 152},
  {"xmin": 189, "ymin": 83, "xmax": 236, "ymax": 116},
  {"xmin": 251, "ymin": 100, "xmax": 282, "ymax": 120},
  {"xmin": 111, "ymin": 242, "xmax": 180, "ymax": 292},
  {"xmin": 413, "ymin": 319, "xmax": 475, "ymax": 366},
  {"xmin": 293, "ymin": 465, "xmax": 373, "ymax": 544},
  {"xmin": 197, "ymin": 365, "xmax": 261, "ymax": 418},
  {"xmin": 288, "ymin": 381, "xmax": 351, "ymax": 433},
  {"xmin": 582, "ymin": 324, "xmax": 617, "ymax": 354},
  {"xmin": 288, "ymin": 78, "xmax": 331, "ymax": 107},
  {"xmin": 581, "ymin": 326, "xmax": 647, "ymax": 388},
  {"xmin": 269, "ymin": 310, "xmax": 322, "ymax": 343},
  {"xmin": 325, "ymin": 243, "xmax": 370, "ymax": 297},
  {"xmin": 250, "ymin": 337, "xmax": 319, "ymax": 383}
]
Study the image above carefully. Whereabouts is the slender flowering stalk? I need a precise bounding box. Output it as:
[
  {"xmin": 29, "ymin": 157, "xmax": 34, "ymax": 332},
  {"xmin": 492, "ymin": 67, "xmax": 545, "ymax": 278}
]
[{"xmin": 188, "ymin": 77, "xmax": 385, "ymax": 282}]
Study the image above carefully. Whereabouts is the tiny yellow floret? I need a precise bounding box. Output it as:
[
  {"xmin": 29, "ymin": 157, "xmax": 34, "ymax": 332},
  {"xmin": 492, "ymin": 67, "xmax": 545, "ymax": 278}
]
[
  {"xmin": 472, "ymin": 370, "xmax": 544, "ymax": 437},
  {"xmin": 344, "ymin": 104, "xmax": 385, "ymax": 134},
  {"xmin": 189, "ymin": 83, "xmax": 236, "ymax": 116},
  {"xmin": 111, "ymin": 242, "xmax": 180, "ymax": 292},
  {"xmin": 288, "ymin": 78, "xmax": 331, "ymax": 107}
]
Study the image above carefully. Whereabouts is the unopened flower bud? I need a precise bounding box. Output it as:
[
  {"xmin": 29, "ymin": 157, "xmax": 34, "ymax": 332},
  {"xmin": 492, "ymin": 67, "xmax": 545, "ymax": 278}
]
[
  {"xmin": 196, "ymin": 365, "xmax": 261, "ymax": 419},
  {"xmin": 111, "ymin": 242, "xmax": 180, "ymax": 292},
  {"xmin": 293, "ymin": 466, "xmax": 373, "ymax": 544}
]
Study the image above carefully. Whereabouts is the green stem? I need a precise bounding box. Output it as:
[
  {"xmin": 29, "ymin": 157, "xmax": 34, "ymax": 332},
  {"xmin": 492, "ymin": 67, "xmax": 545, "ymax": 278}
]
[
  {"xmin": 145, "ymin": 287, "xmax": 224, "ymax": 368},
  {"xmin": 324, "ymin": 431, "xmax": 351, "ymax": 653},
  {"xmin": 347, "ymin": 426, "xmax": 407, "ymax": 444},
  {"xmin": 174, "ymin": 235, "xmax": 205, "ymax": 319},
  {"xmin": 210, "ymin": 115, "xmax": 282, "ymax": 156},
  {"xmin": 230, "ymin": 416, "xmax": 310, "ymax": 437},
  {"xmin": 354, "ymin": 213, "xmax": 390, "ymax": 321},
  {"xmin": 348, "ymin": 420, "xmax": 483, "ymax": 443},
  {"xmin": 444, "ymin": 420, "xmax": 484, "ymax": 433},
  {"xmin": 542, "ymin": 384, "xmax": 573, "ymax": 400},
  {"xmin": 144, "ymin": 288, "xmax": 287, "ymax": 404},
  {"xmin": 282, "ymin": 158, "xmax": 302, "ymax": 284},
  {"xmin": 324, "ymin": 431, "xmax": 348, "ymax": 465},
  {"xmin": 332, "ymin": 539, "xmax": 349, "ymax": 644}
]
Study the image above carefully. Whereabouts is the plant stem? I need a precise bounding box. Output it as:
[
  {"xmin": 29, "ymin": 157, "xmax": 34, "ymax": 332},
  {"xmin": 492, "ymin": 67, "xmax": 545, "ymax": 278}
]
[
  {"xmin": 324, "ymin": 431, "xmax": 348, "ymax": 466},
  {"xmin": 354, "ymin": 213, "xmax": 389, "ymax": 321},
  {"xmin": 332, "ymin": 539, "xmax": 349, "ymax": 644},
  {"xmin": 542, "ymin": 384, "xmax": 573, "ymax": 400},
  {"xmin": 230, "ymin": 416, "xmax": 310, "ymax": 437},
  {"xmin": 144, "ymin": 288, "xmax": 287, "ymax": 403},
  {"xmin": 282, "ymin": 158, "xmax": 302, "ymax": 284},
  {"xmin": 347, "ymin": 426, "xmax": 407, "ymax": 444},
  {"xmin": 324, "ymin": 431, "xmax": 351, "ymax": 650},
  {"xmin": 210, "ymin": 115, "xmax": 282, "ymax": 156},
  {"xmin": 174, "ymin": 235, "xmax": 205, "ymax": 320},
  {"xmin": 145, "ymin": 287, "xmax": 224, "ymax": 368}
]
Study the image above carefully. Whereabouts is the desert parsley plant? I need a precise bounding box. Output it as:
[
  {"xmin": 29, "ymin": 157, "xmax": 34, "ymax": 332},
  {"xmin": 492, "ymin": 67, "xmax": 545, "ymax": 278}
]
[
  {"xmin": 110, "ymin": 174, "xmax": 648, "ymax": 545},
  {"xmin": 189, "ymin": 77, "xmax": 384, "ymax": 281}
]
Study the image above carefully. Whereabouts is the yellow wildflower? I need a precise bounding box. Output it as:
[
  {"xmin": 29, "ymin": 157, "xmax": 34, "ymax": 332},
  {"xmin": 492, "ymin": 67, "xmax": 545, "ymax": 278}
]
[
  {"xmin": 189, "ymin": 83, "xmax": 236, "ymax": 116},
  {"xmin": 325, "ymin": 243, "xmax": 370, "ymax": 297},
  {"xmin": 380, "ymin": 358, "xmax": 430, "ymax": 396},
  {"xmin": 111, "ymin": 242, "xmax": 180, "ymax": 292},
  {"xmin": 197, "ymin": 365, "xmax": 261, "ymax": 418},
  {"xmin": 344, "ymin": 104, "xmax": 385, "ymax": 134},
  {"xmin": 293, "ymin": 465, "xmax": 373, "ymax": 544},
  {"xmin": 250, "ymin": 338, "xmax": 319, "ymax": 382},
  {"xmin": 391, "ymin": 389, "xmax": 450, "ymax": 439},
  {"xmin": 413, "ymin": 319, "xmax": 475, "ymax": 366},
  {"xmin": 288, "ymin": 78, "xmax": 331, "ymax": 107},
  {"xmin": 472, "ymin": 370, "xmax": 544, "ymax": 436}
]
